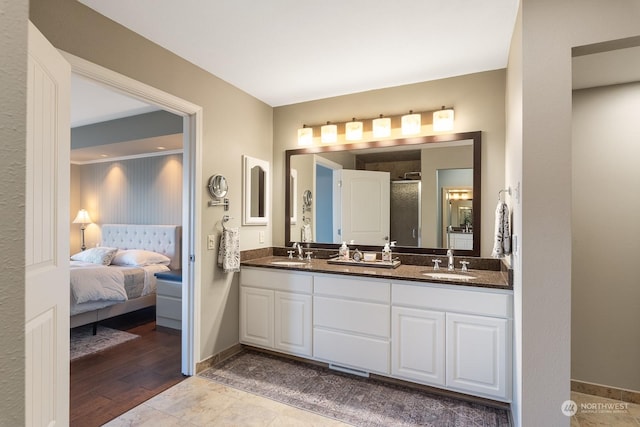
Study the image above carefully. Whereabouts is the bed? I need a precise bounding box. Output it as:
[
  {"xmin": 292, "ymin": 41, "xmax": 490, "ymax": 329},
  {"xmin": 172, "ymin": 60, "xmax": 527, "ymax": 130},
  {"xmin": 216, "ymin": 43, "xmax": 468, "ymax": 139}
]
[{"xmin": 70, "ymin": 224, "xmax": 181, "ymax": 329}]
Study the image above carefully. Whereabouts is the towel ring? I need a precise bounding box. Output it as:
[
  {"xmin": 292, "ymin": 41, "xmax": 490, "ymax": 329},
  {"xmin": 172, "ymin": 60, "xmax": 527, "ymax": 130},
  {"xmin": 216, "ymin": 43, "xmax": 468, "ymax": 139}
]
[{"xmin": 498, "ymin": 188, "xmax": 511, "ymax": 201}]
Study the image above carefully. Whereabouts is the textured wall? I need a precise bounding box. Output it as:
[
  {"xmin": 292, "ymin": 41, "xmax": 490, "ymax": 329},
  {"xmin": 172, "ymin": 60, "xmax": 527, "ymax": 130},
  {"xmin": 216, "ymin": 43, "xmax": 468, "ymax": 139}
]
[
  {"xmin": 572, "ymin": 82, "xmax": 640, "ymax": 391},
  {"xmin": 71, "ymin": 154, "xmax": 183, "ymax": 253},
  {"xmin": 0, "ymin": 0, "xmax": 27, "ymax": 424}
]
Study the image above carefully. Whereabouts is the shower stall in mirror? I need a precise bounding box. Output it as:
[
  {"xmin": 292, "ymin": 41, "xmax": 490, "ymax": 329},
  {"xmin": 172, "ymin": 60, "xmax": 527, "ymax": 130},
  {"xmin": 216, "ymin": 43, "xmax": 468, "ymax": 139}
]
[{"xmin": 390, "ymin": 180, "xmax": 421, "ymax": 246}]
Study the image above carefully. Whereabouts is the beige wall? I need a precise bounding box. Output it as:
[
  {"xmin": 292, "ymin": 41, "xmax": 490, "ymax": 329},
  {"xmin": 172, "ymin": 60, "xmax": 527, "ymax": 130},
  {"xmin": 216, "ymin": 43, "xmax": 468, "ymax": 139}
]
[
  {"xmin": 572, "ymin": 82, "xmax": 640, "ymax": 391},
  {"xmin": 0, "ymin": 0, "xmax": 27, "ymax": 423},
  {"xmin": 70, "ymin": 164, "xmax": 82, "ymax": 254},
  {"xmin": 506, "ymin": 1, "xmax": 640, "ymax": 425},
  {"xmin": 274, "ymin": 70, "xmax": 506, "ymax": 257},
  {"xmin": 30, "ymin": 0, "xmax": 273, "ymax": 362}
]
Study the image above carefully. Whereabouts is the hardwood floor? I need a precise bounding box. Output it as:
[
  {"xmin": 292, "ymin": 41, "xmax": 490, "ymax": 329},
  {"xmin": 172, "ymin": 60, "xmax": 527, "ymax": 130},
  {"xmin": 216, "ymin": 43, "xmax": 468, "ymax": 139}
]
[{"xmin": 70, "ymin": 308, "xmax": 184, "ymax": 427}]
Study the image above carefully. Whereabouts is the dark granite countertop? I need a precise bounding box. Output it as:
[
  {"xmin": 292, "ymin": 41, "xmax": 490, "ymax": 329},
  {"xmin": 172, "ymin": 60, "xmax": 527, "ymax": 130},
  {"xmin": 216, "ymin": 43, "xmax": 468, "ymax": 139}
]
[{"xmin": 241, "ymin": 256, "xmax": 511, "ymax": 291}]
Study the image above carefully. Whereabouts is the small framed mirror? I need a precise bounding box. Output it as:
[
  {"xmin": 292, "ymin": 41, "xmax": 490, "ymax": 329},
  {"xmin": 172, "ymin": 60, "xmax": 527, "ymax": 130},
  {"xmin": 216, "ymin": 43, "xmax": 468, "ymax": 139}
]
[
  {"xmin": 207, "ymin": 174, "xmax": 228, "ymax": 199},
  {"xmin": 243, "ymin": 155, "xmax": 270, "ymax": 225}
]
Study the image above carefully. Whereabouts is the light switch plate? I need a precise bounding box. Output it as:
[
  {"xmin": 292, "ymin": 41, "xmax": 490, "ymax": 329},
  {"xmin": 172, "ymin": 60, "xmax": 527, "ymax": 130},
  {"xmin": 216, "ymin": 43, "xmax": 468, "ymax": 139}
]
[
  {"xmin": 259, "ymin": 231, "xmax": 265, "ymax": 244},
  {"xmin": 207, "ymin": 234, "xmax": 216, "ymax": 250}
]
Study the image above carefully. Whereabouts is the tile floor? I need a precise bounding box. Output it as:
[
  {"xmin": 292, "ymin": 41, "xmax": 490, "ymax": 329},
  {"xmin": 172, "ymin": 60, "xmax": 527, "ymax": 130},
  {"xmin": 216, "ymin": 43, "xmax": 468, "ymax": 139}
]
[
  {"xmin": 104, "ymin": 376, "xmax": 349, "ymax": 426},
  {"xmin": 105, "ymin": 377, "xmax": 640, "ymax": 426},
  {"xmin": 571, "ymin": 391, "xmax": 640, "ymax": 427}
]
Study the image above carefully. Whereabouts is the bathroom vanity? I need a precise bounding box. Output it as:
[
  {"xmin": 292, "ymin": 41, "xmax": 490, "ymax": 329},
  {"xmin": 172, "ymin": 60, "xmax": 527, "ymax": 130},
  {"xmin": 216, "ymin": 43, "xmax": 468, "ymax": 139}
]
[{"xmin": 239, "ymin": 257, "xmax": 513, "ymax": 402}]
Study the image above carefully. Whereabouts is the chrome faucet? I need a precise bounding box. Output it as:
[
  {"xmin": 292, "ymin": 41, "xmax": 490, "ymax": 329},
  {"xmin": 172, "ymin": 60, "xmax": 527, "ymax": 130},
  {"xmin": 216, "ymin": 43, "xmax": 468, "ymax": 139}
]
[
  {"xmin": 292, "ymin": 242, "xmax": 304, "ymax": 260},
  {"xmin": 447, "ymin": 249, "xmax": 454, "ymax": 271}
]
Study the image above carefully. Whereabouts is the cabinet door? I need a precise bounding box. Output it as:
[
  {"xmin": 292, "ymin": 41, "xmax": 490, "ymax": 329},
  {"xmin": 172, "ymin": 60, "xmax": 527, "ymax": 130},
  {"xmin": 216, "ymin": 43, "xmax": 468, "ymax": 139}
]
[
  {"xmin": 446, "ymin": 313, "xmax": 510, "ymax": 400},
  {"xmin": 274, "ymin": 291, "xmax": 312, "ymax": 357},
  {"xmin": 392, "ymin": 307, "xmax": 445, "ymax": 386},
  {"xmin": 240, "ymin": 287, "xmax": 274, "ymax": 348}
]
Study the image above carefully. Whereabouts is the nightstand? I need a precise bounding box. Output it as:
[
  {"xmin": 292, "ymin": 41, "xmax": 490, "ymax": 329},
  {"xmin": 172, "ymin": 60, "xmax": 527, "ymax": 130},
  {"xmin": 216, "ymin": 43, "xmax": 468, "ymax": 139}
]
[{"xmin": 155, "ymin": 269, "xmax": 182, "ymax": 330}]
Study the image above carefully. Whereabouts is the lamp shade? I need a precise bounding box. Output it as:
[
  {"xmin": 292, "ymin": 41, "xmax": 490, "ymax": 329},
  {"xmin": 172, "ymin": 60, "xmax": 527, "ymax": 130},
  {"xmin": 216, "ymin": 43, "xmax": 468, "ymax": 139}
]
[
  {"xmin": 321, "ymin": 122, "xmax": 338, "ymax": 143},
  {"xmin": 372, "ymin": 115, "xmax": 391, "ymax": 138},
  {"xmin": 401, "ymin": 111, "xmax": 421, "ymax": 135},
  {"xmin": 433, "ymin": 107, "xmax": 454, "ymax": 131},
  {"xmin": 297, "ymin": 125, "xmax": 313, "ymax": 146},
  {"xmin": 345, "ymin": 118, "xmax": 363, "ymax": 141},
  {"xmin": 73, "ymin": 209, "xmax": 92, "ymax": 224}
]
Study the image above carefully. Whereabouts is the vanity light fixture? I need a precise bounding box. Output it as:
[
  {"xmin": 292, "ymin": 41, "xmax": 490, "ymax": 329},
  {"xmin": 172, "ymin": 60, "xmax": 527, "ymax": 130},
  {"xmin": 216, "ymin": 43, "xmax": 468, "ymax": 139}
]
[
  {"xmin": 372, "ymin": 114, "xmax": 391, "ymax": 138},
  {"xmin": 72, "ymin": 209, "xmax": 93, "ymax": 251},
  {"xmin": 433, "ymin": 106, "xmax": 455, "ymax": 131},
  {"xmin": 297, "ymin": 124, "xmax": 313, "ymax": 146},
  {"xmin": 321, "ymin": 121, "xmax": 338, "ymax": 143},
  {"xmin": 345, "ymin": 118, "xmax": 363, "ymax": 141},
  {"xmin": 401, "ymin": 110, "xmax": 421, "ymax": 135}
]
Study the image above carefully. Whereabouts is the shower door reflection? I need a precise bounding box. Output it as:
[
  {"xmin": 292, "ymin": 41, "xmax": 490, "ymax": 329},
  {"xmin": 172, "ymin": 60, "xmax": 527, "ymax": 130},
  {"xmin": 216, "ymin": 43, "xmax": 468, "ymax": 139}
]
[{"xmin": 390, "ymin": 180, "xmax": 421, "ymax": 246}]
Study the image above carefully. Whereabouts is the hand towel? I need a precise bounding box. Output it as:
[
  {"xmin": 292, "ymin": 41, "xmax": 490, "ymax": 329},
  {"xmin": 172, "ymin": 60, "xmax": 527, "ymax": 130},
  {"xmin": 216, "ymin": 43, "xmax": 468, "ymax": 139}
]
[
  {"xmin": 217, "ymin": 227, "xmax": 240, "ymax": 273},
  {"xmin": 301, "ymin": 223, "xmax": 313, "ymax": 243},
  {"xmin": 491, "ymin": 201, "xmax": 511, "ymax": 258}
]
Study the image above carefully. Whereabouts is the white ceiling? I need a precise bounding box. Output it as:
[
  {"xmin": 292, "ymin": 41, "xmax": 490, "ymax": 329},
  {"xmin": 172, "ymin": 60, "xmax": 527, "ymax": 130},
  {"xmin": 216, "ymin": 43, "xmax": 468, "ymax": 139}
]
[
  {"xmin": 71, "ymin": 74, "xmax": 159, "ymax": 128},
  {"xmin": 78, "ymin": 0, "xmax": 520, "ymax": 107}
]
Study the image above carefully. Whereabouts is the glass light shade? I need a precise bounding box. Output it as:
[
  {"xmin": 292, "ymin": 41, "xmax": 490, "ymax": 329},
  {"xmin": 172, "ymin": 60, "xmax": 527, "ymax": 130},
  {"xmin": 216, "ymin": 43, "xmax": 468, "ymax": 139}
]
[
  {"xmin": 433, "ymin": 108, "xmax": 454, "ymax": 131},
  {"xmin": 297, "ymin": 126, "xmax": 313, "ymax": 146},
  {"xmin": 345, "ymin": 119, "xmax": 363, "ymax": 141},
  {"xmin": 321, "ymin": 123, "xmax": 338, "ymax": 143},
  {"xmin": 401, "ymin": 111, "xmax": 421, "ymax": 135},
  {"xmin": 372, "ymin": 116, "xmax": 391, "ymax": 138},
  {"xmin": 73, "ymin": 209, "xmax": 92, "ymax": 224}
]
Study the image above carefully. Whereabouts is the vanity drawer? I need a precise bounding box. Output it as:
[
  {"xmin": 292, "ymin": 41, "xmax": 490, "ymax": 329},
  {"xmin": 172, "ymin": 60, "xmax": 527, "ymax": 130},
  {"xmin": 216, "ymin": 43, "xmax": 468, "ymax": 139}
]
[
  {"xmin": 314, "ymin": 296, "xmax": 390, "ymax": 338},
  {"xmin": 392, "ymin": 283, "xmax": 512, "ymax": 318},
  {"xmin": 314, "ymin": 275, "xmax": 390, "ymax": 303},
  {"xmin": 314, "ymin": 328, "xmax": 390, "ymax": 374},
  {"xmin": 241, "ymin": 267, "xmax": 313, "ymax": 293}
]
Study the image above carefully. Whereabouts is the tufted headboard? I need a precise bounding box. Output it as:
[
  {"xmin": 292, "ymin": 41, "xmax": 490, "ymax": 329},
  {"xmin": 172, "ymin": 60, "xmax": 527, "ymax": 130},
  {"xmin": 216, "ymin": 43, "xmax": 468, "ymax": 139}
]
[{"xmin": 100, "ymin": 224, "xmax": 182, "ymax": 270}]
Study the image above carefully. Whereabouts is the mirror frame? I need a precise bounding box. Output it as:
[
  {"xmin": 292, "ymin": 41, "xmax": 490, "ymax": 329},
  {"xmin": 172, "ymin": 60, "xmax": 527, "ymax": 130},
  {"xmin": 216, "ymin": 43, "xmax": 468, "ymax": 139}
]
[
  {"xmin": 243, "ymin": 155, "xmax": 270, "ymax": 225},
  {"xmin": 284, "ymin": 131, "xmax": 481, "ymax": 256}
]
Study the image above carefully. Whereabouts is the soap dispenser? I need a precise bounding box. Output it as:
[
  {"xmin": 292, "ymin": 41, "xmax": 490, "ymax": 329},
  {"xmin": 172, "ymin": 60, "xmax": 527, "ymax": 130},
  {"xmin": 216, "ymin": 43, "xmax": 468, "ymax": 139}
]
[
  {"xmin": 382, "ymin": 242, "xmax": 392, "ymax": 262},
  {"xmin": 339, "ymin": 242, "xmax": 349, "ymax": 260}
]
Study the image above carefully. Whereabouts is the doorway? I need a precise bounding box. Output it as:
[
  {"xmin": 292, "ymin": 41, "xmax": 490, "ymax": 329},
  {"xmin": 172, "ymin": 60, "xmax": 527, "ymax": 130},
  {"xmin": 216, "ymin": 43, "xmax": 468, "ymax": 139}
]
[{"xmin": 64, "ymin": 52, "xmax": 202, "ymax": 375}]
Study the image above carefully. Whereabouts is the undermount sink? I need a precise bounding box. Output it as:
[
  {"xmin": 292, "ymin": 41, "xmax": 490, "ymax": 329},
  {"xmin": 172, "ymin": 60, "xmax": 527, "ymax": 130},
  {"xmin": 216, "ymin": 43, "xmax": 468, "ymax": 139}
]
[
  {"xmin": 423, "ymin": 272, "xmax": 477, "ymax": 281},
  {"xmin": 270, "ymin": 260, "xmax": 307, "ymax": 267}
]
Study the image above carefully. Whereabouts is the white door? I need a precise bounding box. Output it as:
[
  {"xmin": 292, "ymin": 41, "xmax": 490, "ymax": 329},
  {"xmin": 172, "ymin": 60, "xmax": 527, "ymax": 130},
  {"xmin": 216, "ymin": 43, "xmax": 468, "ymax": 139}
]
[
  {"xmin": 274, "ymin": 291, "xmax": 312, "ymax": 357},
  {"xmin": 392, "ymin": 307, "xmax": 445, "ymax": 386},
  {"xmin": 446, "ymin": 313, "xmax": 509, "ymax": 400},
  {"xmin": 25, "ymin": 21, "xmax": 70, "ymax": 426},
  {"xmin": 338, "ymin": 169, "xmax": 390, "ymax": 245},
  {"xmin": 239, "ymin": 287, "xmax": 274, "ymax": 348}
]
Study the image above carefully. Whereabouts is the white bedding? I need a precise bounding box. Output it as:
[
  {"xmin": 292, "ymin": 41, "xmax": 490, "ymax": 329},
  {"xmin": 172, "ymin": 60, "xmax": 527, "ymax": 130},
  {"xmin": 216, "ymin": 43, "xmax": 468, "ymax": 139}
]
[{"xmin": 70, "ymin": 261, "xmax": 169, "ymax": 315}]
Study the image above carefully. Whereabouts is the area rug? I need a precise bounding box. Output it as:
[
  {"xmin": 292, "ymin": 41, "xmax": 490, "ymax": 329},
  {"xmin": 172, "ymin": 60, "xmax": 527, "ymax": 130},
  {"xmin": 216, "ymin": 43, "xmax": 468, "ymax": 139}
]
[
  {"xmin": 200, "ymin": 350, "xmax": 510, "ymax": 427},
  {"xmin": 70, "ymin": 325, "xmax": 140, "ymax": 361}
]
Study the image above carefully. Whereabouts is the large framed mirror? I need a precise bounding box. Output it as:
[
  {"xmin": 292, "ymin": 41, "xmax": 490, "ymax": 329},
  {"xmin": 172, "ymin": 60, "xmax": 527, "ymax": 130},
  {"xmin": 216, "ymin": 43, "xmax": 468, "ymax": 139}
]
[{"xmin": 284, "ymin": 131, "xmax": 481, "ymax": 255}]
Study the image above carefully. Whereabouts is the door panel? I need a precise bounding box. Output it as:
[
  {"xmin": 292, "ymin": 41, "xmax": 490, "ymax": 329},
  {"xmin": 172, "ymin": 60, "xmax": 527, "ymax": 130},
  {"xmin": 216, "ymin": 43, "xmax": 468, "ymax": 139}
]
[
  {"xmin": 338, "ymin": 169, "xmax": 390, "ymax": 245},
  {"xmin": 26, "ymin": 21, "xmax": 70, "ymax": 426}
]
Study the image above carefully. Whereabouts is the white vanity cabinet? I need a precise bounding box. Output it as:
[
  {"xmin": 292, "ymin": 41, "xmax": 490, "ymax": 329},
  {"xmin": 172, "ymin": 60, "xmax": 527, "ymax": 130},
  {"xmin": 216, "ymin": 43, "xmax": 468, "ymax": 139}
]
[
  {"xmin": 240, "ymin": 267, "xmax": 313, "ymax": 357},
  {"xmin": 392, "ymin": 282, "xmax": 512, "ymax": 401},
  {"xmin": 239, "ymin": 265, "xmax": 513, "ymax": 402},
  {"xmin": 313, "ymin": 274, "xmax": 391, "ymax": 375}
]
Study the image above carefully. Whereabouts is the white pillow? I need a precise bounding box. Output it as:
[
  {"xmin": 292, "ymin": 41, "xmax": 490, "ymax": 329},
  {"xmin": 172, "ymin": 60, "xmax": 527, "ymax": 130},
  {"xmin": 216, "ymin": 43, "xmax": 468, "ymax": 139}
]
[
  {"xmin": 70, "ymin": 247, "xmax": 118, "ymax": 265},
  {"xmin": 111, "ymin": 249, "xmax": 171, "ymax": 267}
]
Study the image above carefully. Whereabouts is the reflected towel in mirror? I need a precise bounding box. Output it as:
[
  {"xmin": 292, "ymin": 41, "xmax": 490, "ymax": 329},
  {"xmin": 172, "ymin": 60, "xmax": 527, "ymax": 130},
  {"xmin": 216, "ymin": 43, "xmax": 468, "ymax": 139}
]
[
  {"xmin": 491, "ymin": 201, "xmax": 511, "ymax": 258},
  {"xmin": 218, "ymin": 227, "xmax": 240, "ymax": 273},
  {"xmin": 301, "ymin": 223, "xmax": 313, "ymax": 243}
]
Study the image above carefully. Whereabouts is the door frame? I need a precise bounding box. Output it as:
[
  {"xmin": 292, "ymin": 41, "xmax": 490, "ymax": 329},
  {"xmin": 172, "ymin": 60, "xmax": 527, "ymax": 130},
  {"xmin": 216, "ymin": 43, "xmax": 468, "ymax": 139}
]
[{"xmin": 61, "ymin": 51, "xmax": 202, "ymax": 375}]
